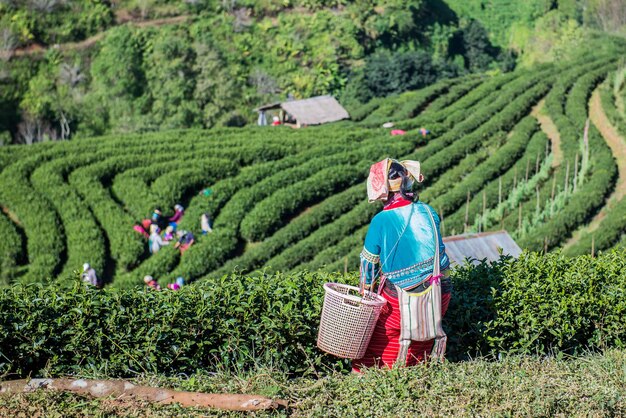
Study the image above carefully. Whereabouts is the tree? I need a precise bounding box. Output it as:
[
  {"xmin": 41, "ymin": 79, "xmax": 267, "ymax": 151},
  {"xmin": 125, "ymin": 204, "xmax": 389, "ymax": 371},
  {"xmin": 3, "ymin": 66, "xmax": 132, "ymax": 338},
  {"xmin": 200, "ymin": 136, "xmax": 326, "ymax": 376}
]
[
  {"xmin": 460, "ymin": 20, "xmax": 496, "ymax": 72},
  {"xmin": 87, "ymin": 26, "xmax": 147, "ymax": 133},
  {"xmin": 193, "ymin": 42, "xmax": 239, "ymax": 128},
  {"xmin": 361, "ymin": 49, "xmax": 437, "ymax": 99},
  {"xmin": 143, "ymin": 26, "xmax": 199, "ymax": 129}
]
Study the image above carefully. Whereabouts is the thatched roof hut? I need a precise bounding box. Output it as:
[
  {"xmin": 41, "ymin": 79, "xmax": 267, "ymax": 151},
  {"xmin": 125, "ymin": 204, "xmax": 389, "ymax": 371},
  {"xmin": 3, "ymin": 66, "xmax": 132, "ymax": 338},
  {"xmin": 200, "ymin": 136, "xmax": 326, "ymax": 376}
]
[
  {"xmin": 443, "ymin": 230, "xmax": 522, "ymax": 267},
  {"xmin": 255, "ymin": 96, "xmax": 350, "ymax": 127}
]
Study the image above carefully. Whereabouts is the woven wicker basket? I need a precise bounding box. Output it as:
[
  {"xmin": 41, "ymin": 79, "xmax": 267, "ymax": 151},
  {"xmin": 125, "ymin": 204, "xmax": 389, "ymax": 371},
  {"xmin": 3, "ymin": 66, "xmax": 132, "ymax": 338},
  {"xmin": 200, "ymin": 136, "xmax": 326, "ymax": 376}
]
[{"xmin": 317, "ymin": 283, "xmax": 387, "ymax": 359}]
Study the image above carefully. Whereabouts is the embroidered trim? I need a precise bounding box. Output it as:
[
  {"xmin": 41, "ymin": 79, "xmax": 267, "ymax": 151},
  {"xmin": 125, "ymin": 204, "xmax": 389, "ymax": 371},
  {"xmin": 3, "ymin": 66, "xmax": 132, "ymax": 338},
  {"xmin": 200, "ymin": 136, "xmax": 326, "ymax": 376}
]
[
  {"xmin": 384, "ymin": 257, "xmax": 450, "ymax": 282},
  {"xmin": 360, "ymin": 248, "xmax": 380, "ymax": 264}
]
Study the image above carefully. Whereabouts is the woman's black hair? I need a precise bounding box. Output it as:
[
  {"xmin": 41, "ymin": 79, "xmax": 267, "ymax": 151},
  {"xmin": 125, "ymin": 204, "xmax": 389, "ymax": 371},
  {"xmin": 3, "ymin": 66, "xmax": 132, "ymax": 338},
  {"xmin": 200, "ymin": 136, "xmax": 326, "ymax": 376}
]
[{"xmin": 388, "ymin": 160, "xmax": 415, "ymax": 201}]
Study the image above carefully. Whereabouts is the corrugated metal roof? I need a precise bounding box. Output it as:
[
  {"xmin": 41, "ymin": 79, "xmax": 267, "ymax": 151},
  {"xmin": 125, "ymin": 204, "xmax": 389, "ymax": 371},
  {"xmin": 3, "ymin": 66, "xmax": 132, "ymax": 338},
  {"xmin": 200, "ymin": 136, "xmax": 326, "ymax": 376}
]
[
  {"xmin": 443, "ymin": 230, "xmax": 522, "ymax": 267},
  {"xmin": 277, "ymin": 96, "xmax": 350, "ymax": 125}
]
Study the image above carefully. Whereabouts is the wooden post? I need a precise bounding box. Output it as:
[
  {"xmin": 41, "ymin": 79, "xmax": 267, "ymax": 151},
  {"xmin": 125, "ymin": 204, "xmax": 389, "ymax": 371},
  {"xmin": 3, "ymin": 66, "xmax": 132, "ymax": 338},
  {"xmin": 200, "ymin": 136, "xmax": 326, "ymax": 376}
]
[
  {"xmin": 518, "ymin": 202, "xmax": 522, "ymax": 231},
  {"xmin": 551, "ymin": 175, "xmax": 556, "ymax": 215},
  {"xmin": 591, "ymin": 235, "xmax": 595, "ymax": 258},
  {"xmin": 481, "ymin": 190, "xmax": 487, "ymax": 233},
  {"xmin": 525, "ymin": 158, "xmax": 530, "ymax": 182},
  {"xmin": 574, "ymin": 152, "xmax": 579, "ymax": 192},
  {"xmin": 583, "ymin": 118, "xmax": 590, "ymax": 181},
  {"xmin": 498, "ymin": 177, "xmax": 502, "ymax": 206},
  {"xmin": 544, "ymin": 237, "xmax": 548, "ymax": 253},
  {"xmin": 535, "ymin": 152, "xmax": 540, "ymax": 174},
  {"xmin": 464, "ymin": 190, "xmax": 470, "ymax": 233},
  {"xmin": 514, "ymin": 166, "xmax": 518, "ymax": 189},
  {"xmin": 482, "ymin": 190, "xmax": 487, "ymax": 216},
  {"xmin": 564, "ymin": 160, "xmax": 570, "ymax": 194},
  {"xmin": 584, "ymin": 118, "xmax": 590, "ymax": 157},
  {"xmin": 500, "ymin": 208, "xmax": 505, "ymax": 230},
  {"xmin": 536, "ymin": 185, "xmax": 540, "ymax": 213}
]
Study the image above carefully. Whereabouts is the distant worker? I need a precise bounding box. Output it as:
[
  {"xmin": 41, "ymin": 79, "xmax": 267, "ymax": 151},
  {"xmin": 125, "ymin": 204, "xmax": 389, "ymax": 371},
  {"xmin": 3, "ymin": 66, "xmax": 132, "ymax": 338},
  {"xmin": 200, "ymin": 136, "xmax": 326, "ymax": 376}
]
[
  {"xmin": 143, "ymin": 275, "xmax": 161, "ymax": 290},
  {"xmin": 149, "ymin": 226, "xmax": 168, "ymax": 254},
  {"xmin": 419, "ymin": 128, "xmax": 430, "ymax": 138},
  {"xmin": 151, "ymin": 208, "xmax": 164, "ymax": 229},
  {"xmin": 133, "ymin": 218, "xmax": 151, "ymax": 239},
  {"xmin": 82, "ymin": 263, "xmax": 102, "ymax": 288},
  {"xmin": 174, "ymin": 230, "xmax": 195, "ymax": 254},
  {"xmin": 198, "ymin": 188, "xmax": 212, "ymax": 197},
  {"xmin": 272, "ymin": 116, "xmax": 281, "ymax": 126},
  {"xmin": 167, "ymin": 282, "xmax": 181, "ymax": 291},
  {"xmin": 201, "ymin": 212, "xmax": 213, "ymax": 235},
  {"xmin": 163, "ymin": 225, "xmax": 175, "ymax": 242},
  {"xmin": 391, "ymin": 129, "xmax": 406, "ymax": 136},
  {"xmin": 176, "ymin": 277, "xmax": 185, "ymax": 287},
  {"xmin": 169, "ymin": 204, "xmax": 184, "ymax": 227}
]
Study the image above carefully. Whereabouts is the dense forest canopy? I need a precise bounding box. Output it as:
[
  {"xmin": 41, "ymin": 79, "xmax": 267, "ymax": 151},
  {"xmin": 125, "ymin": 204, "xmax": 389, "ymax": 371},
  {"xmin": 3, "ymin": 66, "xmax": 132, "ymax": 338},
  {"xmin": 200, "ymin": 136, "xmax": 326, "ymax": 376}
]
[{"xmin": 0, "ymin": 0, "xmax": 624, "ymax": 144}]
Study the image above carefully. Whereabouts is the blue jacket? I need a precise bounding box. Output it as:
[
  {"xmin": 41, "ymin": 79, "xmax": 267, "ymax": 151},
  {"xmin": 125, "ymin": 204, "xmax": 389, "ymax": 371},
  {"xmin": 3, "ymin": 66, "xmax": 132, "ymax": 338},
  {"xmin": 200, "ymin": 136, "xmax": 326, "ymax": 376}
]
[{"xmin": 360, "ymin": 201, "xmax": 449, "ymax": 290}]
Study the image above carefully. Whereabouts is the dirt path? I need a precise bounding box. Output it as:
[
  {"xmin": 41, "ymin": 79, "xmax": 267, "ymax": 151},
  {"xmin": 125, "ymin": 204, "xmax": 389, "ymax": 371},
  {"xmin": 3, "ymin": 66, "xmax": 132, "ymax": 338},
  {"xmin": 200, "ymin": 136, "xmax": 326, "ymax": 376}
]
[
  {"xmin": 563, "ymin": 88, "xmax": 626, "ymax": 248},
  {"xmin": 0, "ymin": 378, "xmax": 287, "ymax": 411},
  {"xmin": 531, "ymin": 99, "xmax": 563, "ymax": 168},
  {"xmin": 1, "ymin": 205, "xmax": 21, "ymax": 227},
  {"xmin": 1, "ymin": 15, "xmax": 190, "ymax": 60}
]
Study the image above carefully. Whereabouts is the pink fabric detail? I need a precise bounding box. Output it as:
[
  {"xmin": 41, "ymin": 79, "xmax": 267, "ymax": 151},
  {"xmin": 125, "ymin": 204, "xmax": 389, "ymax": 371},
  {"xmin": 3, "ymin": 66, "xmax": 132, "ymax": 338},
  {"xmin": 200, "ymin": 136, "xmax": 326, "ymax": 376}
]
[
  {"xmin": 133, "ymin": 225, "xmax": 149, "ymax": 238},
  {"xmin": 391, "ymin": 130, "xmax": 406, "ymax": 136},
  {"xmin": 367, "ymin": 158, "xmax": 390, "ymax": 203},
  {"xmin": 429, "ymin": 274, "xmax": 444, "ymax": 285}
]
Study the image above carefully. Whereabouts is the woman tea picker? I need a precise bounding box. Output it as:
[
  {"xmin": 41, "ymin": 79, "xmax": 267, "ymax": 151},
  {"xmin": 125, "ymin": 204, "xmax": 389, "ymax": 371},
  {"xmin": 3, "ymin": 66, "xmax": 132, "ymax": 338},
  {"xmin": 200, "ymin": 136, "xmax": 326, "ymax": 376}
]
[{"xmin": 352, "ymin": 158, "xmax": 452, "ymax": 373}]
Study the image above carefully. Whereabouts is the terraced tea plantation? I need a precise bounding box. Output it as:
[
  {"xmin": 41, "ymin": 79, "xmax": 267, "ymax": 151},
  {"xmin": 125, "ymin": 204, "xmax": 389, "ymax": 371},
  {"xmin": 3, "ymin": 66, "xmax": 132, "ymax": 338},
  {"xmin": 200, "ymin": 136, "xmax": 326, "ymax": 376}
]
[{"xmin": 1, "ymin": 42, "xmax": 625, "ymax": 289}]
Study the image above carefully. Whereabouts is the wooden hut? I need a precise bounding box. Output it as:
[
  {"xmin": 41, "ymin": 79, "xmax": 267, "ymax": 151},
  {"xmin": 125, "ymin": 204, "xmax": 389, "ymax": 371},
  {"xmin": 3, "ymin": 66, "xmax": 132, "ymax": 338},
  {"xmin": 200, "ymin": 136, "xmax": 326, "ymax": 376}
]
[
  {"xmin": 442, "ymin": 230, "xmax": 522, "ymax": 267},
  {"xmin": 255, "ymin": 95, "xmax": 350, "ymax": 128}
]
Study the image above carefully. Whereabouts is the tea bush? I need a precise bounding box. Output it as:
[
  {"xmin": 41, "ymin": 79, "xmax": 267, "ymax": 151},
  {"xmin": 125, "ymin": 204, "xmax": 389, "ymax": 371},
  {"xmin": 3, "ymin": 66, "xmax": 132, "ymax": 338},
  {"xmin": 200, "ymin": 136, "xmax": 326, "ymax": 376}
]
[{"xmin": 3, "ymin": 250, "xmax": 626, "ymax": 378}]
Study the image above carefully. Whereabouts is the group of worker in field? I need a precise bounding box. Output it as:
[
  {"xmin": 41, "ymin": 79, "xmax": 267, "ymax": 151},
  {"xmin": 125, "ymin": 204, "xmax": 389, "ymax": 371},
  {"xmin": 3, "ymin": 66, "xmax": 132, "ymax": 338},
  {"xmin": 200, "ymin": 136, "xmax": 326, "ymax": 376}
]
[
  {"xmin": 133, "ymin": 204, "xmax": 214, "ymax": 255},
  {"xmin": 82, "ymin": 200, "xmax": 214, "ymax": 289}
]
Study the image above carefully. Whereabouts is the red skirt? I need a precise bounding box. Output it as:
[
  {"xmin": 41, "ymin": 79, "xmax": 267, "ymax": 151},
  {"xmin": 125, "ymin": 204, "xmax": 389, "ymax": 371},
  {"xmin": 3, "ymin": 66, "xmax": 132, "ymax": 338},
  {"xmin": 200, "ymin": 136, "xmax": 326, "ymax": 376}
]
[{"xmin": 352, "ymin": 289, "xmax": 451, "ymax": 372}]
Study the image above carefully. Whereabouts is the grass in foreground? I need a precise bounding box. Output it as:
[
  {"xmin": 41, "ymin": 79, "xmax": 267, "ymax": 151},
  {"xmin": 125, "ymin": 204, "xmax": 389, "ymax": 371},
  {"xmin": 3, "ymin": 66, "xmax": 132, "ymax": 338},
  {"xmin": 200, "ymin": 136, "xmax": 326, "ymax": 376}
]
[{"xmin": 2, "ymin": 350, "xmax": 626, "ymax": 417}]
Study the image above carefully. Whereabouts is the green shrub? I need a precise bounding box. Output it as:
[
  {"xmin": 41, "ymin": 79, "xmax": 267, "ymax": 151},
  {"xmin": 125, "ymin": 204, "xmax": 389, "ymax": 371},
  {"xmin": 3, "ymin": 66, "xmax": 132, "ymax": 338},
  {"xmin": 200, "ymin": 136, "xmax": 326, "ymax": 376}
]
[{"xmin": 4, "ymin": 250, "xmax": 626, "ymax": 379}]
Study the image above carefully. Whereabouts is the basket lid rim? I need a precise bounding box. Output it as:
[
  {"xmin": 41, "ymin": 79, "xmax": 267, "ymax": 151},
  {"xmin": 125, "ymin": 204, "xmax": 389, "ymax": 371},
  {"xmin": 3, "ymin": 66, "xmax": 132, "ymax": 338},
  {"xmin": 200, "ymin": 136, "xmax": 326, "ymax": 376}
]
[{"xmin": 323, "ymin": 282, "xmax": 387, "ymax": 306}]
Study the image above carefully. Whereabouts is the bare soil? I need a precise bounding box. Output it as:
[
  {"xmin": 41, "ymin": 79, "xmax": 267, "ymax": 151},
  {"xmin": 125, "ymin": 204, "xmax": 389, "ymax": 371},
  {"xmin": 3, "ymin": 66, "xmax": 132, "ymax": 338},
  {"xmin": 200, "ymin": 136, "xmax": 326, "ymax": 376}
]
[
  {"xmin": 1, "ymin": 206, "xmax": 21, "ymax": 227},
  {"xmin": 531, "ymin": 99, "xmax": 563, "ymax": 168}
]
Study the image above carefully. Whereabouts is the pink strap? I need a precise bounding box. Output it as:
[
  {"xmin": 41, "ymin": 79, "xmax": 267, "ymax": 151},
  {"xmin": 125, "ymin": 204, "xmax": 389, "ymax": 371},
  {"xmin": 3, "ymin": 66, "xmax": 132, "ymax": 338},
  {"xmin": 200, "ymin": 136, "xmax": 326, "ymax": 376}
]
[
  {"xmin": 429, "ymin": 274, "xmax": 443, "ymax": 285},
  {"xmin": 377, "ymin": 275, "xmax": 387, "ymax": 295}
]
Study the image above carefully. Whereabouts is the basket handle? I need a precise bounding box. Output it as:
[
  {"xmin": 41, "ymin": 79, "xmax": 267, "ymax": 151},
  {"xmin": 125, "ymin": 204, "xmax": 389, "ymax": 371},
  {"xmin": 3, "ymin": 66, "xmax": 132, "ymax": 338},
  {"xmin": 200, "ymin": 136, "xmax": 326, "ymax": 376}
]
[{"xmin": 341, "ymin": 298, "xmax": 362, "ymax": 309}]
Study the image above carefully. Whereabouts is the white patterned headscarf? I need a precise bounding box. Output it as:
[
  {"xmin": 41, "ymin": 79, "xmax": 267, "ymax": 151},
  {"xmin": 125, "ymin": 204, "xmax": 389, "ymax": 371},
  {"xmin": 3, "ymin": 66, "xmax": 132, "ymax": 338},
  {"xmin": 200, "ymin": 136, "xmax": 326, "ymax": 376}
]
[{"xmin": 366, "ymin": 158, "xmax": 424, "ymax": 203}]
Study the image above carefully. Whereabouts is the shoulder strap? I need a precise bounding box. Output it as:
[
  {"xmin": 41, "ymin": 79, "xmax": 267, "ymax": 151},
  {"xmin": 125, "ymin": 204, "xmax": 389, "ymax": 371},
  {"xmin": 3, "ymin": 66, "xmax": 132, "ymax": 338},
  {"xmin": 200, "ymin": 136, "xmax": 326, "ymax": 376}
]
[{"xmin": 424, "ymin": 205, "xmax": 440, "ymax": 277}]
